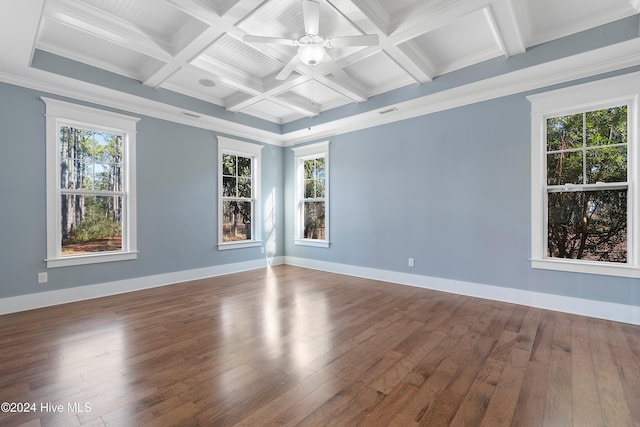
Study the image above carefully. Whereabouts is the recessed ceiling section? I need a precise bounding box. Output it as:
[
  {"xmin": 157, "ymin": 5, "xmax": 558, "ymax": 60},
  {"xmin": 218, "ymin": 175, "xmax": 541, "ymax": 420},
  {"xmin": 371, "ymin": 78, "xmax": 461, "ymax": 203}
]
[
  {"xmin": 376, "ymin": 0, "xmax": 426, "ymax": 18},
  {"xmin": 282, "ymin": 79, "xmax": 351, "ymax": 111},
  {"xmin": 200, "ymin": 34, "xmax": 284, "ymax": 79},
  {"xmin": 161, "ymin": 67, "xmax": 239, "ymax": 105},
  {"xmin": 406, "ymin": 9, "xmax": 504, "ymax": 76},
  {"xmin": 344, "ymin": 51, "xmax": 413, "ymax": 94},
  {"xmin": 36, "ymin": 17, "xmax": 164, "ymax": 82}
]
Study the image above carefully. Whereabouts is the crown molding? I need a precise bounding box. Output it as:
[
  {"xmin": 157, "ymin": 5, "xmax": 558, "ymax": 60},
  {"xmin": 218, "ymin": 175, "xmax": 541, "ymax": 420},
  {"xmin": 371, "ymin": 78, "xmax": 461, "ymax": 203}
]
[
  {"xmin": 1, "ymin": 37, "xmax": 640, "ymax": 147},
  {"xmin": 0, "ymin": 65, "xmax": 288, "ymax": 146}
]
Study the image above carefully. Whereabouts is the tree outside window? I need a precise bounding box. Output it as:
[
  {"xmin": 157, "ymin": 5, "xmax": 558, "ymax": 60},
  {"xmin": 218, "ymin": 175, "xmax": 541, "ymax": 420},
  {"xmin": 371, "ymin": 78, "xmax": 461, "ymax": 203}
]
[
  {"xmin": 217, "ymin": 137, "xmax": 262, "ymax": 250},
  {"xmin": 43, "ymin": 97, "xmax": 138, "ymax": 268},
  {"xmin": 545, "ymin": 106, "xmax": 628, "ymax": 263},
  {"xmin": 293, "ymin": 141, "xmax": 329, "ymax": 248}
]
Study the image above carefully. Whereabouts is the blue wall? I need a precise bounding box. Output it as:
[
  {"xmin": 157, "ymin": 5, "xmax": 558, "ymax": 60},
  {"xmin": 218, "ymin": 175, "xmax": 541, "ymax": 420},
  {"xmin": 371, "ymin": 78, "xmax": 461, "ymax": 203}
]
[
  {"xmin": 284, "ymin": 88, "xmax": 640, "ymax": 308},
  {"xmin": 2, "ymin": 15, "xmax": 640, "ymax": 310},
  {"xmin": 0, "ymin": 82, "xmax": 284, "ymax": 298}
]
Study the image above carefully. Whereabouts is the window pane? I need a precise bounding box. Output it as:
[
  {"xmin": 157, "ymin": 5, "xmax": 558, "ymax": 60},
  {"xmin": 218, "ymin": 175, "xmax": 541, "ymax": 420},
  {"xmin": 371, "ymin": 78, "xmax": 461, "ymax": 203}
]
[
  {"xmin": 223, "ymin": 201, "xmax": 252, "ymax": 241},
  {"xmin": 222, "ymin": 154, "xmax": 236, "ymax": 176},
  {"xmin": 304, "ymin": 159, "xmax": 314, "ymax": 179},
  {"xmin": 59, "ymin": 126, "xmax": 91, "ymax": 161},
  {"xmin": 586, "ymin": 146, "xmax": 627, "ymax": 183},
  {"xmin": 223, "ymin": 177, "xmax": 236, "ymax": 197},
  {"xmin": 59, "ymin": 127, "xmax": 123, "ymax": 191},
  {"xmin": 60, "ymin": 158, "xmax": 93, "ymax": 190},
  {"xmin": 304, "ymin": 179, "xmax": 315, "ymax": 198},
  {"xmin": 315, "ymin": 158, "xmax": 325, "ymax": 179},
  {"xmin": 547, "ymin": 151, "xmax": 583, "ymax": 185},
  {"xmin": 547, "ymin": 114, "xmax": 583, "ymax": 151},
  {"xmin": 316, "ymin": 179, "xmax": 326, "ymax": 198},
  {"xmin": 238, "ymin": 156, "xmax": 251, "ymax": 177},
  {"xmin": 238, "ymin": 177, "xmax": 251, "ymax": 198},
  {"xmin": 304, "ymin": 201, "xmax": 325, "ymax": 240},
  {"xmin": 60, "ymin": 194, "xmax": 123, "ymax": 256},
  {"xmin": 585, "ymin": 106, "xmax": 627, "ymax": 147},
  {"xmin": 547, "ymin": 190, "xmax": 627, "ymax": 262}
]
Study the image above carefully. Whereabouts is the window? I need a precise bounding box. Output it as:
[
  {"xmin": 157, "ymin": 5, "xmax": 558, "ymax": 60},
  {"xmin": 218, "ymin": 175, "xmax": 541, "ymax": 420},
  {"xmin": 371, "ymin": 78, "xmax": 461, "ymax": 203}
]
[
  {"xmin": 43, "ymin": 98, "xmax": 139, "ymax": 268},
  {"xmin": 528, "ymin": 72, "xmax": 640, "ymax": 277},
  {"xmin": 218, "ymin": 137, "xmax": 262, "ymax": 250},
  {"xmin": 293, "ymin": 141, "xmax": 329, "ymax": 247}
]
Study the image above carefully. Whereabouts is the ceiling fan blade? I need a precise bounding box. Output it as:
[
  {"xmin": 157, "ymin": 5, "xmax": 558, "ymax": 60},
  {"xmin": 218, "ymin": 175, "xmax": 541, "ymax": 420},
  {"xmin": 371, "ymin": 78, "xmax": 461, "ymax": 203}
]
[
  {"xmin": 302, "ymin": 0, "xmax": 320, "ymax": 35},
  {"xmin": 323, "ymin": 55, "xmax": 350, "ymax": 81},
  {"xmin": 276, "ymin": 56, "xmax": 302, "ymax": 80},
  {"xmin": 325, "ymin": 34, "xmax": 379, "ymax": 48},
  {"xmin": 243, "ymin": 35, "xmax": 298, "ymax": 46}
]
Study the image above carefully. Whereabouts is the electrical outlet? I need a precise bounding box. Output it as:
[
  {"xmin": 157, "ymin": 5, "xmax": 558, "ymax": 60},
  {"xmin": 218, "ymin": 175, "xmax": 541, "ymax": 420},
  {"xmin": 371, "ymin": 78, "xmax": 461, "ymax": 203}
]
[
  {"xmin": 408, "ymin": 258, "xmax": 414, "ymax": 267},
  {"xmin": 38, "ymin": 272, "xmax": 48, "ymax": 284},
  {"xmin": 261, "ymin": 247, "xmax": 265, "ymax": 254}
]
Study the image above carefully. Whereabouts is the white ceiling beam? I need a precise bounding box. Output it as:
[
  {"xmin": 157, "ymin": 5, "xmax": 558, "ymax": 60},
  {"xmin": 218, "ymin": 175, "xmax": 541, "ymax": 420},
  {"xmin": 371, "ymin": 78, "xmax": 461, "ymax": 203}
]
[
  {"xmin": 326, "ymin": 0, "xmax": 433, "ymax": 83},
  {"xmin": 484, "ymin": 6, "xmax": 508, "ymax": 57},
  {"xmin": 487, "ymin": 0, "xmax": 526, "ymax": 56},
  {"xmin": 386, "ymin": 41, "xmax": 436, "ymax": 83},
  {"xmin": 143, "ymin": 27, "xmax": 225, "ymax": 88},
  {"xmin": 312, "ymin": 72, "xmax": 368, "ymax": 102},
  {"xmin": 44, "ymin": 0, "xmax": 173, "ymax": 62},
  {"xmin": 226, "ymin": 73, "xmax": 311, "ymax": 112},
  {"xmin": 271, "ymin": 94, "xmax": 321, "ymax": 117},
  {"xmin": 152, "ymin": 0, "xmax": 283, "ymax": 89}
]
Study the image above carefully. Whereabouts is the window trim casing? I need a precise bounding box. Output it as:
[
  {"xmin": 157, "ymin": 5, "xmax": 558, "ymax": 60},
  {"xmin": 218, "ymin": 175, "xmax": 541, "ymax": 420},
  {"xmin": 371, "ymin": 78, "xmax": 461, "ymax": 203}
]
[
  {"xmin": 217, "ymin": 136, "xmax": 263, "ymax": 250},
  {"xmin": 292, "ymin": 141, "xmax": 330, "ymax": 248},
  {"xmin": 43, "ymin": 97, "xmax": 139, "ymax": 268},
  {"xmin": 528, "ymin": 72, "xmax": 640, "ymax": 278}
]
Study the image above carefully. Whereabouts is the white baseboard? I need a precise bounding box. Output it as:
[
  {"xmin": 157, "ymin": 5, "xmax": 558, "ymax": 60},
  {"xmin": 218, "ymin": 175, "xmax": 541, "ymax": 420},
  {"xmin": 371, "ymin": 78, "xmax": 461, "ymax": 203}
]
[
  {"xmin": 284, "ymin": 256, "xmax": 640, "ymax": 326},
  {"xmin": 3, "ymin": 255, "xmax": 638, "ymax": 325},
  {"xmin": 0, "ymin": 256, "xmax": 284, "ymax": 315}
]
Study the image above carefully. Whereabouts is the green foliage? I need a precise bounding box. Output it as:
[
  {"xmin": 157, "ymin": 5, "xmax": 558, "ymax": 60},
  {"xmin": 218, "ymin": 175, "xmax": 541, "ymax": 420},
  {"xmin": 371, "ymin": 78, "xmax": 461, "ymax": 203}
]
[
  {"xmin": 546, "ymin": 106, "xmax": 628, "ymax": 262},
  {"xmin": 64, "ymin": 218, "xmax": 121, "ymax": 244}
]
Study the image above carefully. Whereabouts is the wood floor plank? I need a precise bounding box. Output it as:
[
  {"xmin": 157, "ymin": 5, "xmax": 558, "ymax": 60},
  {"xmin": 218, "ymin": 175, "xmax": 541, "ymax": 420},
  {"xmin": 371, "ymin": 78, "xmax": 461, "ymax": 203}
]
[
  {"xmin": 1, "ymin": 265, "xmax": 639, "ymax": 427},
  {"xmin": 542, "ymin": 312, "xmax": 573, "ymax": 426}
]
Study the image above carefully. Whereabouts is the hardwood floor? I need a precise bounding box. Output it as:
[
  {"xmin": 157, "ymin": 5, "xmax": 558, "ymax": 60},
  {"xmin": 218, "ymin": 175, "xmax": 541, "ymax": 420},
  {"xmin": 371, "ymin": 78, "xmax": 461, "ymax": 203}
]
[{"xmin": 1, "ymin": 265, "xmax": 639, "ymax": 426}]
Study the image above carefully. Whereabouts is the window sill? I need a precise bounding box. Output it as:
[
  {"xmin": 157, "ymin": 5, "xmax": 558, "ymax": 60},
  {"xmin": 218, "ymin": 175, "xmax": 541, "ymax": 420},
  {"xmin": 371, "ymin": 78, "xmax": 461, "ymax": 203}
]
[
  {"xmin": 531, "ymin": 258, "xmax": 640, "ymax": 278},
  {"xmin": 295, "ymin": 239, "xmax": 330, "ymax": 248},
  {"xmin": 218, "ymin": 240, "xmax": 262, "ymax": 251},
  {"xmin": 46, "ymin": 251, "xmax": 138, "ymax": 268}
]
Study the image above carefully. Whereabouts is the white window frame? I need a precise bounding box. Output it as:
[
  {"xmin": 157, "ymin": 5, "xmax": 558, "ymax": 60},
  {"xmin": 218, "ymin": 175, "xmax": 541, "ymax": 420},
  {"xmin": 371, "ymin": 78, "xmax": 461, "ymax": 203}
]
[
  {"xmin": 43, "ymin": 97, "xmax": 139, "ymax": 268},
  {"xmin": 292, "ymin": 141, "xmax": 330, "ymax": 248},
  {"xmin": 217, "ymin": 136, "xmax": 263, "ymax": 250},
  {"xmin": 528, "ymin": 72, "xmax": 640, "ymax": 278}
]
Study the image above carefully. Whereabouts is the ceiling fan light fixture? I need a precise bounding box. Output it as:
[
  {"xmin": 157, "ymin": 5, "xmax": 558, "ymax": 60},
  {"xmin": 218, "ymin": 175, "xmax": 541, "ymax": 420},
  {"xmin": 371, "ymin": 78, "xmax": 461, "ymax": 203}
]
[{"xmin": 298, "ymin": 42, "xmax": 325, "ymax": 66}]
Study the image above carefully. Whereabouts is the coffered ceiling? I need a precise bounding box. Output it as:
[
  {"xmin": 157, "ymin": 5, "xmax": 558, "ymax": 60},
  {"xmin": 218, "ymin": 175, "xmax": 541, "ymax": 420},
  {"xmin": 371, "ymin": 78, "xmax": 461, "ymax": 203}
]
[{"xmin": 6, "ymin": 0, "xmax": 640, "ymax": 125}]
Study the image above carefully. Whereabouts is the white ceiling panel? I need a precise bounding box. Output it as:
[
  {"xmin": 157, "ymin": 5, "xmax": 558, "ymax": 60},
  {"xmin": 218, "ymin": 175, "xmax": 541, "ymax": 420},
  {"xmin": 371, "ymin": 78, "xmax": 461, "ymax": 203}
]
[
  {"xmin": 285, "ymin": 79, "xmax": 350, "ymax": 109},
  {"xmin": 17, "ymin": 0, "xmax": 639, "ymax": 124},
  {"xmin": 408, "ymin": 8, "xmax": 504, "ymax": 75},
  {"xmin": 37, "ymin": 17, "xmax": 164, "ymax": 81},
  {"xmin": 201, "ymin": 34, "xmax": 284, "ymax": 79},
  {"xmin": 525, "ymin": 0, "xmax": 638, "ymax": 46},
  {"xmin": 161, "ymin": 67, "xmax": 240, "ymax": 105},
  {"xmin": 344, "ymin": 51, "xmax": 412, "ymax": 94}
]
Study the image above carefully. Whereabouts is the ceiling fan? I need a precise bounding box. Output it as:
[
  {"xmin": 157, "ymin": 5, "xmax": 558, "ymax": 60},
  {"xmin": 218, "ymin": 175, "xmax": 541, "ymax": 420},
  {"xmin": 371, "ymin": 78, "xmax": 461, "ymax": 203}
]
[{"xmin": 243, "ymin": 0, "xmax": 379, "ymax": 80}]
